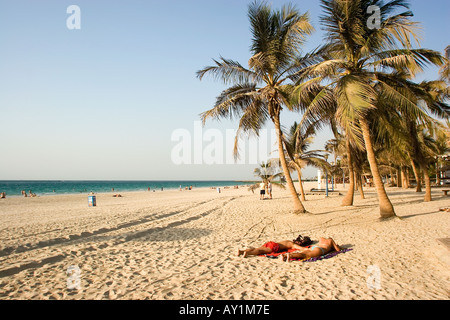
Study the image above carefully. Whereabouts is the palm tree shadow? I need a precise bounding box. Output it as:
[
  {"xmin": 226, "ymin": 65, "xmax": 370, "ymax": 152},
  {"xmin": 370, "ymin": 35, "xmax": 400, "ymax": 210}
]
[
  {"xmin": 311, "ymin": 204, "xmax": 376, "ymax": 215},
  {"xmin": 397, "ymin": 210, "xmax": 441, "ymax": 220},
  {"xmin": 132, "ymin": 227, "xmax": 213, "ymax": 242}
]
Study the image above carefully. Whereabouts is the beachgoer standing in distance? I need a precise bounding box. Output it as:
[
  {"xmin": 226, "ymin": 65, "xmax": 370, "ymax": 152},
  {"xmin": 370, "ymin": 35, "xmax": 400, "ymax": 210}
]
[{"xmin": 259, "ymin": 182, "xmax": 265, "ymax": 200}]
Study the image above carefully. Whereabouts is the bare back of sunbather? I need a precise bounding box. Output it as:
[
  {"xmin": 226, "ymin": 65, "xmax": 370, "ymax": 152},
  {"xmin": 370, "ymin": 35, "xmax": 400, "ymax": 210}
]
[{"xmin": 280, "ymin": 237, "xmax": 341, "ymax": 262}]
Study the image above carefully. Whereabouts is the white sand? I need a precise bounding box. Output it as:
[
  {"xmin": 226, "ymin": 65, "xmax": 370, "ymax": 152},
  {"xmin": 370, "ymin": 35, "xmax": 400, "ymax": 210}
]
[{"xmin": 0, "ymin": 183, "xmax": 449, "ymax": 300}]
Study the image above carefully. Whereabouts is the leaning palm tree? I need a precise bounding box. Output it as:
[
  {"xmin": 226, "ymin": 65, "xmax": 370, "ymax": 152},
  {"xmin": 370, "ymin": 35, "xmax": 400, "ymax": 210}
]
[
  {"xmin": 283, "ymin": 122, "xmax": 328, "ymax": 201},
  {"xmin": 295, "ymin": 0, "xmax": 445, "ymax": 218},
  {"xmin": 197, "ymin": 1, "xmax": 315, "ymax": 214}
]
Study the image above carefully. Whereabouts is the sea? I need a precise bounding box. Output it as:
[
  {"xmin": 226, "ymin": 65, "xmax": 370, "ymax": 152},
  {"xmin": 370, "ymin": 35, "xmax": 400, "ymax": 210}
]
[{"xmin": 0, "ymin": 180, "xmax": 251, "ymax": 197}]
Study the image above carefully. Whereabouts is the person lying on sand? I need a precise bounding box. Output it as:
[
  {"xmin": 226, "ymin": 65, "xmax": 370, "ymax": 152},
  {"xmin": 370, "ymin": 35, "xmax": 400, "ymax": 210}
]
[
  {"xmin": 279, "ymin": 237, "xmax": 341, "ymax": 262},
  {"xmin": 237, "ymin": 240, "xmax": 306, "ymax": 258}
]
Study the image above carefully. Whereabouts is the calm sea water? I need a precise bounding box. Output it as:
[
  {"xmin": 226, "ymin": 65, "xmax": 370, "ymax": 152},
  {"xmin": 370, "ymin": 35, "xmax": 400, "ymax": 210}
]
[{"xmin": 0, "ymin": 180, "xmax": 250, "ymax": 197}]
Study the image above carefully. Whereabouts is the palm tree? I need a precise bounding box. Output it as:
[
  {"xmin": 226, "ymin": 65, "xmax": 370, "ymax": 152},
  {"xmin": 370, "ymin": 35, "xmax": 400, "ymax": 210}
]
[
  {"xmin": 197, "ymin": 1, "xmax": 315, "ymax": 214},
  {"xmin": 391, "ymin": 78, "xmax": 449, "ymax": 199},
  {"xmin": 416, "ymin": 125, "xmax": 442, "ymax": 201},
  {"xmin": 396, "ymin": 124, "xmax": 423, "ymax": 192},
  {"xmin": 323, "ymin": 132, "xmax": 358, "ymax": 205},
  {"xmin": 294, "ymin": 0, "xmax": 445, "ymax": 219},
  {"xmin": 340, "ymin": 134, "xmax": 357, "ymax": 206},
  {"xmin": 249, "ymin": 160, "xmax": 285, "ymax": 193},
  {"xmin": 434, "ymin": 121, "xmax": 450, "ymax": 185},
  {"xmin": 352, "ymin": 142, "xmax": 372, "ymax": 198},
  {"xmin": 283, "ymin": 122, "xmax": 328, "ymax": 201}
]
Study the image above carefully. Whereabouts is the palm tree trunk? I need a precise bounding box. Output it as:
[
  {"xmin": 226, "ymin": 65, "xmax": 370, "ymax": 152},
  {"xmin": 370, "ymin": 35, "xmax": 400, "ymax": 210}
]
[
  {"xmin": 420, "ymin": 163, "xmax": 432, "ymax": 202},
  {"xmin": 274, "ymin": 115, "xmax": 306, "ymax": 214},
  {"xmin": 436, "ymin": 159, "xmax": 441, "ymax": 186},
  {"xmin": 408, "ymin": 154, "xmax": 422, "ymax": 192},
  {"xmin": 341, "ymin": 139, "xmax": 355, "ymax": 206},
  {"xmin": 360, "ymin": 118, "xmax": 396, "ymax": 218},
  {"xmin": 294, "ymin": 163, "xmax": 306, "ymax": 201},
  {"xmin": 406, "ymin": 168, "xmax": 410, "ymax": 188},
  {"xmin": 357, "ymin": 173, "xmax": 365, "ymax": 199},
  {"xmin": 401, "ymin": 167, "xmax": 409, "ymax": 189}
]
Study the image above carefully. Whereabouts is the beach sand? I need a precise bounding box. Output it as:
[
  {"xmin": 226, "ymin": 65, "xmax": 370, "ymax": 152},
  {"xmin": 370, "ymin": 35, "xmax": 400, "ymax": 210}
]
[{"xmin": 0, "ymin": 182, "xmax": 449, "ymax": 300}]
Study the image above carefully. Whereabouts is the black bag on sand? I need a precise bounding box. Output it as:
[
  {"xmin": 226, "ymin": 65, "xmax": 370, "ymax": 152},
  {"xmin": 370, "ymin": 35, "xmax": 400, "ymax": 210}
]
[{"xmin": 293, "ymin": 234, "xmax": 312, "ymax": 247}]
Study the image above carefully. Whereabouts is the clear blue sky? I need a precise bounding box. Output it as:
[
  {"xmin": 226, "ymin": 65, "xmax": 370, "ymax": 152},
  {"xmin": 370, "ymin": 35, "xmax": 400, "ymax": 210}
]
[{"xmin": 0, "ymin": 0, "xmax": 448, "ymax": 181}]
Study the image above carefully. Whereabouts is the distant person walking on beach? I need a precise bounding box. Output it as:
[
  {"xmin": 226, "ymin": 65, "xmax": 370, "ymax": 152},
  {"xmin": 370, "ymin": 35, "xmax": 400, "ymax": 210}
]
[{"xmin": 259, "ymin": 182, "xmax": 266, "ymax": 200}]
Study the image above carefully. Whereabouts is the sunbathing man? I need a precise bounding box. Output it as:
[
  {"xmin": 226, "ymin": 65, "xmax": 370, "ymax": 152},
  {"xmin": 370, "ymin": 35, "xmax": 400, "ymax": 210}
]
[
  {"xmin": 279, "ymin": 237, "xmax": 341, "ymax": 262},
  {"xmin": 237, "ymin": 240, "xmax": 305, "ymax": 258}
]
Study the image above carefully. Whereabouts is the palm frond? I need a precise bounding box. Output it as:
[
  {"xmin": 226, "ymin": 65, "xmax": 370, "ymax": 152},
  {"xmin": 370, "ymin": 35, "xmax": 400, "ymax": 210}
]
[
  {"xmin": 367, "ymin": 49, "xmax": 445, "ymax": 76},
  {"xmin": 197, "ymin": 57, "xmax": 261, "ymax": 85},
  {"xmin": 199, "ymin": 83, "xmax": 260, "ymax": 125}
]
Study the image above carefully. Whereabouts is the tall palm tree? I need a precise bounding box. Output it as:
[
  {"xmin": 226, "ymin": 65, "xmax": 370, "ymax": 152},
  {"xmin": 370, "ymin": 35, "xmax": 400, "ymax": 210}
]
[
  {"xmin": 294, "ymin": 0, "xmax": 445, "ymax": 219},
  {"xmin": 197, "ymin": 1, "xmax": 314, "ymax": 214}
]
